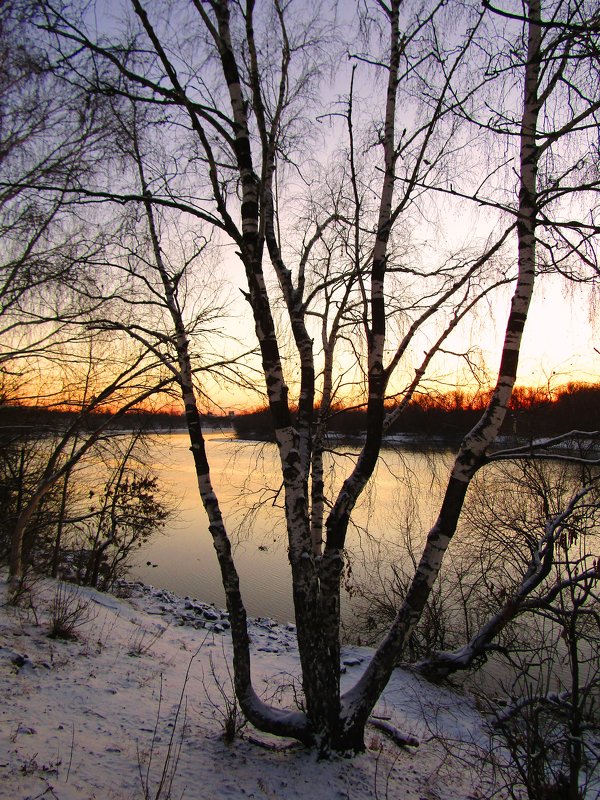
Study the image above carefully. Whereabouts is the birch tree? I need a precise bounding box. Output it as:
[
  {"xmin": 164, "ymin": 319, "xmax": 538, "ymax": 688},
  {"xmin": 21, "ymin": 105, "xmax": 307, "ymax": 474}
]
[
  {"xmin": 407, "ymin": 0, "xmax": 600, "ymax": 680},
  {"xmin": 30, "ymin": 0, "xmax": 600, "ymax": 755}
]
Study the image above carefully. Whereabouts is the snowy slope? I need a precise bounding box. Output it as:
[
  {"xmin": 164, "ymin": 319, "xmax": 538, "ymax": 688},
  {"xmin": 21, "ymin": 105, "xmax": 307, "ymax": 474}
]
[{"xmin": 0, "ymin": 575, "xmax": 494, "ymax": 800}]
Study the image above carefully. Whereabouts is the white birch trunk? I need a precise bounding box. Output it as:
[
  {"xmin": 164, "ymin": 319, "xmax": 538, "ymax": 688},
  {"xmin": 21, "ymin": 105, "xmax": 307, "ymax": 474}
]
[{"xmin": 339, "ymin": 0, "xmax": 543, "ymax": 740}]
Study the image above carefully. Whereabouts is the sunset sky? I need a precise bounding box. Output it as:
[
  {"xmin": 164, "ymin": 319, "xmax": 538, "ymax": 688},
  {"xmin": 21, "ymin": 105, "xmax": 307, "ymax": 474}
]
[
  {"xmin": 195, "ymin": 260, "xmax": 598, "ymax": 414},
  {"xmin": 6, "ymin": 0, "xmax": 599, "ymax": 416}
]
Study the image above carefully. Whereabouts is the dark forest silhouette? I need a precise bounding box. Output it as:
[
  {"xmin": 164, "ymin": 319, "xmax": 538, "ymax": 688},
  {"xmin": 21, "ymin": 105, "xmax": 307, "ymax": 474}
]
[{"xmin": 232, "ymin": 382, "xmax": 600, "ymax": 442}]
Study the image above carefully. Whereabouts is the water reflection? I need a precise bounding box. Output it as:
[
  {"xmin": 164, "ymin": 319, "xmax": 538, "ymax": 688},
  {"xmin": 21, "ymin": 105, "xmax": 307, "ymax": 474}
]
[
  {"xmin": 131, "ymin": 434, "xmax": 599, "ymax": 709},
  {"xmin": 130, "ymin": 432, "xmax": 451, "ymax": 623}
]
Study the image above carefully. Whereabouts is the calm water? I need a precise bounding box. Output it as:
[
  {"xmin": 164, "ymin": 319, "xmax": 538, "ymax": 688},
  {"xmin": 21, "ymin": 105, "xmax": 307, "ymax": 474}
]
[
  {"xmin": 130, "ymin": 431, "xmax": 452, "ymax": 623},
  {"xmin": 129, "ymin": 433, "xmax": 594, "ymax": 697}
]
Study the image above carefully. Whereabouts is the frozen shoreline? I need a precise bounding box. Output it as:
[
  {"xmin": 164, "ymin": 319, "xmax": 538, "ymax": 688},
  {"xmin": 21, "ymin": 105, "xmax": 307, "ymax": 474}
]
[{"xmin": 0, "ymin": 572, "xmax": 495, "ymax": 799}]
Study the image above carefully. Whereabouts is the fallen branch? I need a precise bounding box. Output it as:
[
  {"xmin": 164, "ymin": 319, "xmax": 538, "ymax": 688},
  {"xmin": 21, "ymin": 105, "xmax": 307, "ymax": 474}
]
[
  {"xmin": 368, "ymin": 717, "xmax": 420, "ymax": 748},
  {"xmin": 246, "ymin": 733, "xmax": 303, "ymax": 751}
]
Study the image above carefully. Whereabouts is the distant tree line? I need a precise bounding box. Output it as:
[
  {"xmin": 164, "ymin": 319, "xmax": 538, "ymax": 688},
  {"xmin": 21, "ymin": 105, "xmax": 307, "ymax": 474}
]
[
  {"xmin": 233, "ymin": 383, "xmax": 600, "ymax": 443},
  {"xmin": 0, "ymin": 405, "xmax": 227, "ymax": 434}
]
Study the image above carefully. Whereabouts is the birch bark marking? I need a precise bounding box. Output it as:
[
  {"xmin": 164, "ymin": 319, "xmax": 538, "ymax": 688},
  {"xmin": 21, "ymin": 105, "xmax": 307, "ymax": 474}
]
[
  {"xmin": 208, "ymin": 1, "xmax": 329, "ymax": 744},
  {"xmin": 213, "ymin": 2, "xmax": 310, "ymax": 561},
  {"xmin": 139, "ymin": 179, "xmax": 252, "ymax": 715},
  {"xmin": 246, "ymin": 0, "xmax": 315, "ymax": 483},
  {"xmin": 321, "ymin": 0, "xmax": 401, "ymax": 622},
  {"xmin": 134, "ymin": 139, "xmax": 313, "ymax": 740},
  {"xmin": 263, "ymin": 170, "xmax": 315, "ymax": 484},
  {"xmin": 211, "ymin": 3, "xmax": 276, "ymax": 422},
  {"xmin": 311, "ymin": 0, "xmax": 403, "ymax": 752},
  {"xmin": 211, "ymin": 1, "xmax": 258, "ymax": 240},
  {"xmin": 310, "ymin": 304, "xmax": 344, "ymax": 555},
  {"xmin": 264, "ymin": 197, "xmax": 316, "ymax": 480},
  {"xmin": 339, "ymin": 0, "xmax": 543, "ymax": 739},
  {"xmin": 453, "ymin": 0, "xmax": 541, "ymax": 477},
  {"xmin": 211, "ymin": 1, "xmax": 293, "ymax": 435},
  {"xmin": 212, "ymin": 1, "xmax": 301, "ymax": 492},
  {"xmin": 325, "ymin": 0, "xmax": 401, "ymax": 553}
]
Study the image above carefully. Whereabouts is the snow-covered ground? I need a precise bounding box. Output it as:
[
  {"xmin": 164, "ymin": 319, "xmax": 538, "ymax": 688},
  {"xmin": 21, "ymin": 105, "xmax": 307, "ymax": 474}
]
[{"xmin": 0, "ymin": 574, "xmax": 497, "ymax": 800}]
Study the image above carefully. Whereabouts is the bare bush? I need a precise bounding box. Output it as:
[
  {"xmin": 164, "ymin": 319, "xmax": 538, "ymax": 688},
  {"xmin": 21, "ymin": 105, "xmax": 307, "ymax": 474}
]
[
  {"xmin": 138, "ymin": 645, "xmax": 204, "ymax": 800},
  {"xmin": 203, "ymin": 645, "xmax": 246, "ymax": 744},
  {"xmin": 47, "ymin": 582, "xmax": 93, "ymax": 641},
  {"xmin": 128, "ymin": 622, "xmax": 168, "ymax": 657}
]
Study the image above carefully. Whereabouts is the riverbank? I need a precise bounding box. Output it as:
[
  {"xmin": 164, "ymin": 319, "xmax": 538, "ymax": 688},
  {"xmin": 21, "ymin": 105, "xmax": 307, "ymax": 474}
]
[{"xmin": 0, "ymin": 573, "xmax": 496, "ymax": 800}]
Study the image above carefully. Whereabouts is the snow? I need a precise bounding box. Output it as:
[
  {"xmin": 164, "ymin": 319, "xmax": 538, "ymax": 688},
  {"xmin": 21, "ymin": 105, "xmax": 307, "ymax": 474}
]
[{"xmin": 0, "ymin": 573, "xmax": 496, "ymax": 800}]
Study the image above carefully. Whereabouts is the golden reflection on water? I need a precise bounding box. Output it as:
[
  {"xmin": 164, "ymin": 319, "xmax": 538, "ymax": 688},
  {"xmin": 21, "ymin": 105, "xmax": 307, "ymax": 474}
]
[{"xmin": 131, "ymin": 432, "xmax": 452, "ymax": 624}]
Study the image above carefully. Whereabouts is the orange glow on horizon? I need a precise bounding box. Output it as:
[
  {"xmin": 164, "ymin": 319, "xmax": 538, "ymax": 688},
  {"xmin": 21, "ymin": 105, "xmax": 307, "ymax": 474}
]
[{"xmin": 6, "ymin": 379, "xmax": 599, "ymax": 420}]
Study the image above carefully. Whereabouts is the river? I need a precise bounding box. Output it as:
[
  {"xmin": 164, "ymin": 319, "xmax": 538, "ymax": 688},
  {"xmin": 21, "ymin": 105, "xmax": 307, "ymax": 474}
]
[
  {"xmin": 129, "ymin": 430, "xmax": 453, "ymax": 625},
  {"xmin": 126, "ymin": 430, "xmax": 600, "ymax": 697}
]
